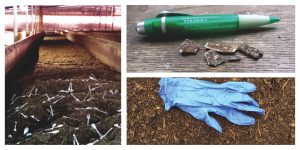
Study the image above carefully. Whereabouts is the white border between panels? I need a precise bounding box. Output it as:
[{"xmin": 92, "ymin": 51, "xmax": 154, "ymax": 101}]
[
  {"xmin": 126, "ymin": 73, "xmax": 296, "ymax": 78},
  {"xmin": 3, "ymin": 0, "xmax": 297, "ymax": 5}
]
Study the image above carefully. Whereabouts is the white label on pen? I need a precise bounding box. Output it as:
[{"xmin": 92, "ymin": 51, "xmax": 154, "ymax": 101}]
[
  {"xmin": 183, "ymin": 18, "xmax": 208, "ymax": 23},
  {"xmin": 183, "ymin": 17, "xmax": 209, "ymax": 30}
]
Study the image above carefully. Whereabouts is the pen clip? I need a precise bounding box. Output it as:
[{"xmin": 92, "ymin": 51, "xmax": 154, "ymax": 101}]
[{"xmin": 156, "ymin": 11, "xmax": 193, "ymax": 18}]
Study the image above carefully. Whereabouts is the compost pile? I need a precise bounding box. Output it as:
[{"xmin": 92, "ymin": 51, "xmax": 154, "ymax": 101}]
[
  {"xmin": 127, "ymin": 78, "xmax": 295, "ymax": 144},
  {"xmin": 5, "ymin": 34, "xmax": 121, "ymax": 145}
]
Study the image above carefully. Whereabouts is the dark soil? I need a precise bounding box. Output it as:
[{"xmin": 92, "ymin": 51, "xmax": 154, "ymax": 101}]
[
  {"xmin": 5, "ymin": 34, "xmax": 121, "ymax": 145},
  {"xmin": 127, "ymin": 78, "xmax": 295, "ymax": 145}
]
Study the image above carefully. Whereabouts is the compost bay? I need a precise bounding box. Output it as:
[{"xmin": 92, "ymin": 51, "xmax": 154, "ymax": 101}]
[{"xmin": 6, "ymin": 34, "xmax": 121, "ymax": 145}]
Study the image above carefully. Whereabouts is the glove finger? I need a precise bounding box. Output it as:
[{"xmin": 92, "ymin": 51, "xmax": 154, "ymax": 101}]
[
  {"xmin": 222, "ymin": 92, "xmax": 260, "ymax": 107},
  {"xmin": 229, "ymin": 102, "xmax": 265, "ymax": 114},
  {"xmin": 203, "ymin": 113, "xmax": 223, "ymax": 132},
  {"xmin": 222, "ymin": 82, "xmax": 256, "ymax": 93},
  {"xmin": 177, "ymin": 105, "xmax": 223, "ymax": 132},
  {"xmin": 235, "ymin": 94, "xmax": 259, "ymax": 107},
  {"xmin": 212, "ymin": 107, "xmax": 256, "ymax": 125}
]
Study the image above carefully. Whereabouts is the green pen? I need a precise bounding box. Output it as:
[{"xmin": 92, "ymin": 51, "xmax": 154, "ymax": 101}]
[{"xmin": 136, "ymin": 11, "xmax": 280, "ymax": 35}]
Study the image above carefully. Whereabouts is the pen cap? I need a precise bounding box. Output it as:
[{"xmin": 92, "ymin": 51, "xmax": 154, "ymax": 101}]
[
  {"xmin": 136, "ymin": 22, "xmax": 145, "ymax": 34},
  {"xmin": 136, "ymin": 18, "xmax": 163, "ymax": 35},
  {"xmin": 238, "ymin": 15, "xmax": 280, "ymax": 29}
]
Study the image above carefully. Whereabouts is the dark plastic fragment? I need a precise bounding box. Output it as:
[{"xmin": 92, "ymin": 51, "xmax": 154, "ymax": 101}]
[
  {"xmin": 238, "ymin": 44, "xmax": 263, "ymax": 60},
  {"xmin": 222, "ymin": 55, "xmax": 241, "ymax": 62},
  {"xmin": 180, "ymin": 39, "xmax": 200, "ymax": 55},
  {"xmin": 205, "ymin": 50, "xmax": 224, "ymax": 67}
]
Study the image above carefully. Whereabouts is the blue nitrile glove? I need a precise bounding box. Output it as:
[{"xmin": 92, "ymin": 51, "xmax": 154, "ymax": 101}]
[
  {"xmin": 158, "ymin": 78, "xmax": 264, "ymax": 114},
  {"xmin": 158, "ymin": 77, "xmax": 264, "ymax": 132}
]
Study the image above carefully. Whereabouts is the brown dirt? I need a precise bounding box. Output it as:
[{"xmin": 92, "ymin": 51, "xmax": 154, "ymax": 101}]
[
  {"xmin": 6, "ymin": 34, "xmax": 121, "ymax": 145},
  {"xmin": 127, "ymin": 78, "xmax": 295, "ymax": 145}
]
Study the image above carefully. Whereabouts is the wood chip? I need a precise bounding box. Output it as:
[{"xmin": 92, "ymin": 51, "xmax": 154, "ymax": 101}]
[
  {"xmin": 264, "ymin": 108, "xmax": 271, "ymax": 120},
  {"xmin": 257, "ymin": 122, "xmax": 261, "ymax": 137},
  {"xmin": 163, "ymin": 118, "xmax": 166, "ymax": 128},
  {"xmin": 282, "ymin": 79, "xmax": 290, "ymax": 90}
]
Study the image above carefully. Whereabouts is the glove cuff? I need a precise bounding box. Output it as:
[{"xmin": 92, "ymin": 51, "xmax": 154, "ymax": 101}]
[{"xmin": 158, "ymin": 78, "xmax": 173, "ymax": 111}]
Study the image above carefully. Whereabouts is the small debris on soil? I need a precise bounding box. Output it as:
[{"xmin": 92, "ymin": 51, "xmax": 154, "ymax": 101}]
[
  {"xmin": 238, "ymin": 44, "xmax": 263, "ymax": 60},
  {"xmin": 204, "ymin": 42, "xmax": 239, "ymax": 53},
  {"xmin": 179, "ymin": 39, "xmax": 200, "ymax": 55}
]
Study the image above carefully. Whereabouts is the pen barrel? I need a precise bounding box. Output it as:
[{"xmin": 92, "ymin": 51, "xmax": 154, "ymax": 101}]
[{"xmin": 144, "ymin": 14, "xmax": 239, "ymax": 35}]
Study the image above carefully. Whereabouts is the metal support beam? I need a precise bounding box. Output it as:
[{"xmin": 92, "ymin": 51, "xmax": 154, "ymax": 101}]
[
  {"xmin": 104, "ymin": 6, "xmax": 107, "ymax": 31},
  {"xmin": 111, "ymin": 6, "xmax": 115, "ymax": 31},
  {"xmin": 31, "ymin": 5, "xmax": 33, "ymax": 33},
  {"xmin": 13, "ymin": 5, "xmax": 18, "ymax": 42},
  {"xmin": 39, "ymin": 6, "xmax": 44, "ymax": 32},
  {"xmin": 5, "ymin": 32, "xmax": 45, "ymax": 75},
  {"xmin": 36, "ymin": 7, "xmax": 39, "ymax": 32},
  {"xmin": 25, "ymin": 5, "xmax": 28, "ymax": 35},
  {"xmin": 99, "ymin": 7, "xmax": 102, "ymax": 31},
  {"xmin": 34, "ymin": 6, "xmax": 37, "ymax": 33}
]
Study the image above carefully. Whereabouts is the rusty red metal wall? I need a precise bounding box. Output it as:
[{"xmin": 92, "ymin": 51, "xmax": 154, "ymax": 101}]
[
  {"xmin": 62, "ymin": 31, "xmax": 121, "ymax": 72},
  {"xmin": 5, "ymin": 32, "xmax": 45, "ymax": 75}
]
